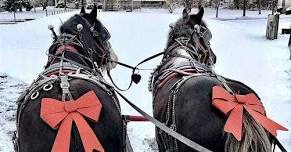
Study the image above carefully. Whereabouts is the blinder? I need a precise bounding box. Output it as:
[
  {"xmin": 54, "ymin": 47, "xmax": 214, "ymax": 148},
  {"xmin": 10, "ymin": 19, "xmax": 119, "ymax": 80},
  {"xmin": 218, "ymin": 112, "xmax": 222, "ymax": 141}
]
[
  {"xmin": 199, "ymin": 26, "xmax": 212, "ymax": 43},
  {"xmin": 98, "ymin": 27, "xmax": 111, "ymax": 42},
  {"xmin": 91, "ymin": 26, "xmax": 111, "ymax": 43}
]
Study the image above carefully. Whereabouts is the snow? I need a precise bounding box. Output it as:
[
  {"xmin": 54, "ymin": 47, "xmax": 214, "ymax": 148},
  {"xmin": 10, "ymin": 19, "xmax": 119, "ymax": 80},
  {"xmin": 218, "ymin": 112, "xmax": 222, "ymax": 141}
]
[
  {"xmin": 0, "ymin": 73, "xmax": 27, "ymax": 152},
  {"xmin": 0, "ymin": 7, "xmax": 76, "ymax": 21},
  {"xmin": 0, "ymin": 7, "xmax": 291, "ymax": 151}
]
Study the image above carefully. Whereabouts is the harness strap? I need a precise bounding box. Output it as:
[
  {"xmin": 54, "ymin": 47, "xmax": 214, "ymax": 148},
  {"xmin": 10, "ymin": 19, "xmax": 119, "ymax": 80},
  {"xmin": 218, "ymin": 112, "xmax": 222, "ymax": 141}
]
[
  {"xmin": 114, "ymin": 89, "xmax": 212, "ymax": 152},
  {"xmin": 55, "ymin": 45, "xmax": 78, "ymax": 56},
  {"xmin": 60, "ymin": 75, "xmax": 73, "ymax": 101},
  {"xmin": 273, "ymin": 136, "xmax": 287, "ymax": 152},
  {"xmin": 106, "ymin": 52, "xmax": 165, "ymax": 91},
  {"xmin": 107, "ymin": 70, "xmax": 132, "ymax": 91},
  {"xmin": 47, "ymin": 54, "xmax": 98, "ymax": 75}
]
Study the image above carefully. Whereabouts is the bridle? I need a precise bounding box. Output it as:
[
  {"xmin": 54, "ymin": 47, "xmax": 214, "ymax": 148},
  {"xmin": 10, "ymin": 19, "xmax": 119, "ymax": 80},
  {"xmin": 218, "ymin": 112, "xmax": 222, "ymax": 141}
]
[
  {"xmin": 164, "ymin": 23, "xmax": 215, "ymax": 66},
  {"xmin": 45, "ymin": 15, "xmax": 111, "ymax": 71},
  {"xmin": 107, "ymin": 23, "xmax": 216, "ymax": 92}
]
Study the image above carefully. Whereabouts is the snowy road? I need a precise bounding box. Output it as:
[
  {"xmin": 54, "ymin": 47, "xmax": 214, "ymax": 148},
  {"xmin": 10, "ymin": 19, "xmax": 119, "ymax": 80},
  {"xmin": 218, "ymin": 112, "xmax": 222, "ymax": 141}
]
[{"xmin": 0, "ymin": 8, "xmax": 290, "ymax": 151}]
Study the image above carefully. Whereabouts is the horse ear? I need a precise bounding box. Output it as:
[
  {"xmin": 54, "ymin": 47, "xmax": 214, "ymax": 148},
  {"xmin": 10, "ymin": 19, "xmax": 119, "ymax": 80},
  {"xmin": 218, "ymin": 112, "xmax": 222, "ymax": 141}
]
[
  {"xmin": 190, "ymin": 7, "xmax": 204, "ymax": 24},
  {"xmin": 80, "ymin": 6, "xmax": 85, "ymax": 14},
  {"xmin": 182, "ymin": 8, "xmax": 189, "ymax": 19},
  {"xmin": 89, "ymin": 5, "xmax": 97, "ymax": 19},
  {"xmin": 197, "ymin": 7, "xmax": 204, "ymax": 20}
]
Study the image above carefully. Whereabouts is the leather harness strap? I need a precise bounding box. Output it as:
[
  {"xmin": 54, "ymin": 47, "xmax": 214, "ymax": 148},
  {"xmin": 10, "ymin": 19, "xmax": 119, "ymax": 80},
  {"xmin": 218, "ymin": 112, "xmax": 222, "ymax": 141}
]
[
  {"xmin": 55, "ymin": 45, "xmax": 78, "ymax": 56},
  {"xmin": 114, "ymin": 89, "xmax": 212, "ymax": 152}
]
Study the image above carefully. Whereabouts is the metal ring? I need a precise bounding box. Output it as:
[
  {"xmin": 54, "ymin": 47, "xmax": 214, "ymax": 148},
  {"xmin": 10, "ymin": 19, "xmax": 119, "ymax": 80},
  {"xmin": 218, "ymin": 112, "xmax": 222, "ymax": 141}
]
[
  {"xmin": 43, "ymin": 84, "xmax": 53, "ymax": 91},
  {"xmin": 30, "ymin": 92, "xmax": 39, "ymax": 100},
  {"xmin": 107, "ymin": 91, "xmax": 112, "ymax": 96}
]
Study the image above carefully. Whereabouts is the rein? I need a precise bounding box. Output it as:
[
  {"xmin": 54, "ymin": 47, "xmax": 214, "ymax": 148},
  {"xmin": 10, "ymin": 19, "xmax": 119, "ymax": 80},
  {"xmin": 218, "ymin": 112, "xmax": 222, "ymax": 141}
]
[
  {"xmin": 106, "ymin": 51, "xmax": 165, "ymax": 91},
  {"xmin": 113, "ymin": 88, "xmax": 212, "ymax": 152}
]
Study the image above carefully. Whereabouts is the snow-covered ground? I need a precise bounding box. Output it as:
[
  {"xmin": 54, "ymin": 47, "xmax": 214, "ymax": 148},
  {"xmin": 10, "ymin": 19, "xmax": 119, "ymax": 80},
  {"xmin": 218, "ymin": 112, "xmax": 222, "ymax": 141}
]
[{"xmin": 0, "ymin": 8, "xmax": 290, "ymax": 151}]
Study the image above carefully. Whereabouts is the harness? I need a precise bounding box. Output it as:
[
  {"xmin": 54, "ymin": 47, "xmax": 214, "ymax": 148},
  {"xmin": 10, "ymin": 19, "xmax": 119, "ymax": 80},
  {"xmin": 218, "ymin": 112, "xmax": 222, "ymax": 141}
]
[
  {"xmin": 149, "ymin": 34, "xmax": 287, "ymax": 152},
  {"xmin": 13, "ymin": 15, "xmax": 128, "ymax": 151},
  {"xmin": 13, "ymin": 57, "xmax": 127, "ymax": 150}
]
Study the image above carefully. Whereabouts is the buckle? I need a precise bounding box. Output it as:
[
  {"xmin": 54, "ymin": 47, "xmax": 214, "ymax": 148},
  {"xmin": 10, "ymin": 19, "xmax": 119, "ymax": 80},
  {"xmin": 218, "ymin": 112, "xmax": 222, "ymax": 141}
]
[{"xmin": 12, "ymin": 131, "xmax": 19, "ymax": 152}]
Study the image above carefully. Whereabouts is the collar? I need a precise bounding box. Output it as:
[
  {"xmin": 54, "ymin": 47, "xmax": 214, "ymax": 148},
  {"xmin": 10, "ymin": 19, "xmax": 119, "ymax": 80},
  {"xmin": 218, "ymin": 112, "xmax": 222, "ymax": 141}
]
[{"xmin": 55, "ymin": 45, "xmax": 78, "ymax": 56}]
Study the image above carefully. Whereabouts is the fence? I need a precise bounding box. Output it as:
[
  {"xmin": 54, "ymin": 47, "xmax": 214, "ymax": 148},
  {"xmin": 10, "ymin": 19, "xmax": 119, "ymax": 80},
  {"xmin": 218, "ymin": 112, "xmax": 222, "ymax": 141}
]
[{"xmin": 46, "ymin": 8, "xmax": 75, "ymax": 16}]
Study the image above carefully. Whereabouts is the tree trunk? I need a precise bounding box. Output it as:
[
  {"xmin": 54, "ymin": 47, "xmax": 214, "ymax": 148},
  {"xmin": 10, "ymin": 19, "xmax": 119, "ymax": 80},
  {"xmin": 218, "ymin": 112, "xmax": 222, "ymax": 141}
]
[
  {"xmin": 243, "ymin": 0, "xmax": 247, "ymax": 16},
  {"xmin": 216, "ymin": 0, "xmax": 219, "ymax": 18},
  {"xmin": 258, "ymin": 0, "xmax": 261, "ymax": 14}
]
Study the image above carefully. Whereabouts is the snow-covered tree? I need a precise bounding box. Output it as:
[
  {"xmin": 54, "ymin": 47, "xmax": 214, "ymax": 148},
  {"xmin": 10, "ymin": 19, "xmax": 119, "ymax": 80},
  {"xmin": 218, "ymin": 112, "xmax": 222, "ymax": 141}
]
[{"xmin": 5, "ymin": 0, "xmax": 32, "ymax": 12}]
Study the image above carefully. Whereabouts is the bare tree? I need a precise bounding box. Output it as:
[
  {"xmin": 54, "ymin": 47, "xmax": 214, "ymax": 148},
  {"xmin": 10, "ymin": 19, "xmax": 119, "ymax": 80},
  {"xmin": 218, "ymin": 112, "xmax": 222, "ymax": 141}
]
[
  {"xmin": 234, "ymin": 0, "xmax": 240, "ymax": 9},
  {"xmin": 215, "ymin": 0, "xmax": 220, "ymax": 18},
  {"xmin": 258, "ymin": 0, "xmax": 261, "ymax": 14},
  {"xmin": 243, "ymin": 0, "xmax": 247, "ymax": 16},
  {"xmin": 183, "ymin": 0, "xmax": 192, "ymax": 12}
]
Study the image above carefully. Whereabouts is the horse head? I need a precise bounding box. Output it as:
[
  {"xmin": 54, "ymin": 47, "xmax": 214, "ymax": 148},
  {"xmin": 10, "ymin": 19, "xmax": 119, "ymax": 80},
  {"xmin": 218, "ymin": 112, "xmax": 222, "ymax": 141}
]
[
  {"xmin": 167, "ymin": 7, "xmax": 216, "ymax": 65},
  {"xmin": 47, "ymin": 5, "xmax": 118, "ymax": 72}
]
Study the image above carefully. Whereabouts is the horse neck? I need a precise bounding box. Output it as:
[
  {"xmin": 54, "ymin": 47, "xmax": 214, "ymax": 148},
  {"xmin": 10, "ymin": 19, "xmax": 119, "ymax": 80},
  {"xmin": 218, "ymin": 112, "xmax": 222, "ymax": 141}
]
[
  {"xmin": 160, "ymin": 45, "xmax": 195, "ymax": 70},
  {"xmin": 45, "ymin": 44, "xmax": 99, "ymax": 74}
]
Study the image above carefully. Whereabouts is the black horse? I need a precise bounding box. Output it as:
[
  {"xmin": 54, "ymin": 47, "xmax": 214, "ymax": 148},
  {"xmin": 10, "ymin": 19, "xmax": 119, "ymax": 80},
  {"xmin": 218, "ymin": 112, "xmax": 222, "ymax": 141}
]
[
  {"xmin": 14, "ymin": 6, "xmax": 125, "ymax": 152},
  {"xmin": 150, "ymin": 7, "xmax": 286, "ymax": 152}
]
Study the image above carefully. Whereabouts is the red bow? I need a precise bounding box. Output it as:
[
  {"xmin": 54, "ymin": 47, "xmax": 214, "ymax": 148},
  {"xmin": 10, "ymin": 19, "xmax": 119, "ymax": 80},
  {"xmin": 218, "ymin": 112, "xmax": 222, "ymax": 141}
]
[
  {"xmin": 212, "ymin": 86, "xmax": 288, "ymax": 141},
  {"xmin": 40, "ymin": 91, "xmax": 104, "ymax": 152}
]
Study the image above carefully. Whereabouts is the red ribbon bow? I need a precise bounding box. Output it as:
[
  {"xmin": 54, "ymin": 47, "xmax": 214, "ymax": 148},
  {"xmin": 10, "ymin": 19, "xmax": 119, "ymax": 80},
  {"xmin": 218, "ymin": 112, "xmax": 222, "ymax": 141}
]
[
  {"xmin": 212, "ymin": 86, "xmax": 288, "ymax": 141},
  {"xmin": 40, "ymin": 91, "xmax": 104, "ymax": 152}
]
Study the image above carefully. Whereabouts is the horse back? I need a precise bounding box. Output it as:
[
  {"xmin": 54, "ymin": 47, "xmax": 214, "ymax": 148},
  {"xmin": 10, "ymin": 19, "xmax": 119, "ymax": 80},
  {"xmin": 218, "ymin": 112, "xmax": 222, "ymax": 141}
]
[
  {"xmin": 18, "ymin": 78, "xmax": 124, "ymax": 152},
  {"xmin": 154, "ymin": 74, "xmax": 259, "ymax": 152}
]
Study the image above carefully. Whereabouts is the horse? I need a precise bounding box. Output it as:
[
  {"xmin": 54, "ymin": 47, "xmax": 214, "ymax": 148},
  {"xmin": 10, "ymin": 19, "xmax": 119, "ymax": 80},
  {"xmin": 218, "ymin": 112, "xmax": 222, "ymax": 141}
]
[
  {"xmin": 14, "ymin": 6, "xmax": 125, "ymax": 152},
  {"xmin": 150, "ymin": 7, "xmax": 287, "ymax": 152}
]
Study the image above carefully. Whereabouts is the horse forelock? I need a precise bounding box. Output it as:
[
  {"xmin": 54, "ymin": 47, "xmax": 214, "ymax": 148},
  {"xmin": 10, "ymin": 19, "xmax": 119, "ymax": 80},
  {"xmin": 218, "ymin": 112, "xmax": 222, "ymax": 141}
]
[{"xmin": 60, "ymin": 15, "xmax": 92, "ymax": 36}]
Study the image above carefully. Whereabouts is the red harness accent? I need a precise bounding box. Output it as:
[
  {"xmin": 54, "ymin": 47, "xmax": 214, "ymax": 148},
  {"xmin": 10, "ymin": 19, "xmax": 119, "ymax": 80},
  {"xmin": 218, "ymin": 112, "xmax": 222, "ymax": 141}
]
[
  {"xmin": 55, "ymin": 45, "xmax": 78, "ymax": 56},
  {"xmin": 212, "ymin": 86, "xmax": 288, "ymax": 141},
  {"xmin": 40, "ymin": 91, "xmax": 104, "ymax": 152},
  {"xmin": 158, "ymin": 69, "xmax": 195, "ymax": 89}
]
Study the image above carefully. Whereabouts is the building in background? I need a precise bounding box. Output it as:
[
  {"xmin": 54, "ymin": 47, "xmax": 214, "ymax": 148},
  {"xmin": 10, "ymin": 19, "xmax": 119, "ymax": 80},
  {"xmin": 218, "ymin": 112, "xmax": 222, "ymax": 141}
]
[{"xmin": 102, "ymin": 0, "xmax": 165, "ymax": 11}]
